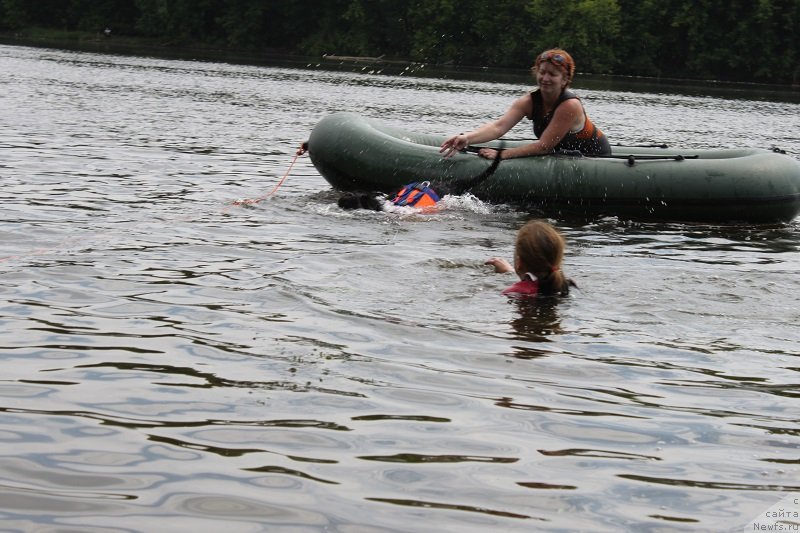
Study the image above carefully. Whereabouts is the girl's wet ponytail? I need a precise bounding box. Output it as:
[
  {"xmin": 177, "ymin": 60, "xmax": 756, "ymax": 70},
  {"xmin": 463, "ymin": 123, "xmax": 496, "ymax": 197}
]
[{"xmin": 515, "ymin": 221, "xmax": 574, "ymax": 296}]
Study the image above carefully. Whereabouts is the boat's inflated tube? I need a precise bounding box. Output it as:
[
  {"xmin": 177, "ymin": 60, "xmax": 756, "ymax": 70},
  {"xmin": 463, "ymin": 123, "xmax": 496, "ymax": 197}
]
[{"xmin": 309, "ymin": 112, "xmax": 800, "ymax": 222}]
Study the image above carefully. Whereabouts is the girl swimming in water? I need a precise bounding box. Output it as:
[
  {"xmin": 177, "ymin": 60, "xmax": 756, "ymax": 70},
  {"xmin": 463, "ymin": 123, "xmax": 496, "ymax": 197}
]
[{"xmin": 486, "ymin": 220, "xmax": 575, "ymax": 296}]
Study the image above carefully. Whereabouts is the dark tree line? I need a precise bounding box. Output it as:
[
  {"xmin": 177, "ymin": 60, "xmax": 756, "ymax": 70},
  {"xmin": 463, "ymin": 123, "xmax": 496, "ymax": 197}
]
[{"xmin": 1, "ymin": 0, "xmax": 798, "ymax": 84}]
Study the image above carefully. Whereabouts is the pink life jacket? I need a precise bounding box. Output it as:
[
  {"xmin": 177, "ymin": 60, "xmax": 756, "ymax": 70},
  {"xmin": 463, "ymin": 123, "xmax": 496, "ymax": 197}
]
[{"xmin": 502, "ymin": 274, "xmax": 539, "ymax": 296}]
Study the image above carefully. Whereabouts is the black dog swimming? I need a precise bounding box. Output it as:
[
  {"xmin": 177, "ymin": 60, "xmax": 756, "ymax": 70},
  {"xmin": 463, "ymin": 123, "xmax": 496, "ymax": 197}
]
[
  {"xmin": 336, "ymin": 152, "xmax": 502, "ymax": 212},
  {"xmin": 338, "ymin": 181, "xmax": 441, "ymax": 212},
  {"xmin": 337, "ymin": 191, "xmax": 385, "ymax": 211}
]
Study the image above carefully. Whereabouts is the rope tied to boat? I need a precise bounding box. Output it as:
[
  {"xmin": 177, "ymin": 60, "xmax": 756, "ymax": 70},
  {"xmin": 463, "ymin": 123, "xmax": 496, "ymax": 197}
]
[{"xmin": 228, "ymin": 141, "xmax": 307, "ymax": 209}]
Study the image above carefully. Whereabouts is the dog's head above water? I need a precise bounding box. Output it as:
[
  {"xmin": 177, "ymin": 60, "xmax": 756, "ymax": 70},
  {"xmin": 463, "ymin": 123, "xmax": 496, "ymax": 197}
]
[{"xmin": 337, "ymin": 192, "xmax": 384, "ymax": 211}]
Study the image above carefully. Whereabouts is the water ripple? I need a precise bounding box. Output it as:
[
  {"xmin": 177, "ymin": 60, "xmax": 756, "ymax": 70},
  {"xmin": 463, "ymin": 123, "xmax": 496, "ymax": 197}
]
[{"xmin": 0, "ymin": 43, "xmax": 798, "ymax": 531}]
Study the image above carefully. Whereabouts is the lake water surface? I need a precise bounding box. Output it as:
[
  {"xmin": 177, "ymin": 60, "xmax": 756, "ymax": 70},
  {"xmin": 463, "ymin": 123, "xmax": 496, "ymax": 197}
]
[{"xmin": 1, "ymin": 44, "xmax": 799, "ymax": 532}]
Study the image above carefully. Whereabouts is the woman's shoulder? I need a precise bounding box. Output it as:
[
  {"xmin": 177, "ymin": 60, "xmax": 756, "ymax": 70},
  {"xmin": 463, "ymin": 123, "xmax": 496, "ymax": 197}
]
[
  {"xmin": 514, "ymin": 90, "xmax": 537, "ymax": 118},
  {"xmin": 557, "ymin": 92, "xmax": 582, "ymax": 106},
  {"xmin": 552, "ymin": 96, "xmax": 583, "ymax": 116},
  {"xmin": 516, "ymin": 91, "xmax": 536, "ymax": 104},
  {"xmin": 561, "ymin": 89, "xmax": 579, "ymax": 100}
]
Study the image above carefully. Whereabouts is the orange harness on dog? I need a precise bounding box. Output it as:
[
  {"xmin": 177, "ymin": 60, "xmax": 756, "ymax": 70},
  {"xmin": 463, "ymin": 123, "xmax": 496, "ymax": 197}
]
[{"xmin": 390, "ymin": 181, "xmax": 440, "ymax": 208}]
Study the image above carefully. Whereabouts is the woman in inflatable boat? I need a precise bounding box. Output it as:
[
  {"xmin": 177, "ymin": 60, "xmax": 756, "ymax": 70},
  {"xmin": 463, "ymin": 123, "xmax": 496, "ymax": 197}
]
[{"xmin": 440, "ymin": 48, "xmax": 611, "ymax": 160}]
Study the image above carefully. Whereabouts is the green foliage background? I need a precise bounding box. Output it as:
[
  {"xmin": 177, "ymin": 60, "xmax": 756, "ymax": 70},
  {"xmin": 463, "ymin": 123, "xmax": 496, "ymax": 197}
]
[{"xmin": 1, "ymin": 0, "xmax": 798, "ymax": 84}]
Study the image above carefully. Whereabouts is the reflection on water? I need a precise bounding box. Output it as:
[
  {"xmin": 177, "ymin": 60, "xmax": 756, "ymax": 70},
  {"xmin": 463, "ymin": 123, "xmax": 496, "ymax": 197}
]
[
  {"xmin": 0, "ymin": 43, "xmax": 798, "ymax": 531},
  {"xmin": 508, "ymin": 297, "xmax": 566, "ymax": 346}
]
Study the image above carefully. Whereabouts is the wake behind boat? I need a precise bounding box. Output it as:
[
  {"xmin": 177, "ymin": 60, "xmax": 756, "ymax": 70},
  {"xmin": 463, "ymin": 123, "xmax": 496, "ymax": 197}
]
[{"xmin": 307, "ymin": 112, "xmax": 800, "ymax": 223}]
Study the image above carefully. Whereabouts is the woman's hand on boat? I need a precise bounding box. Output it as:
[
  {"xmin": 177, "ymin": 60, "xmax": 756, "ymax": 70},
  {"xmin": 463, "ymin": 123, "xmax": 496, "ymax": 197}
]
[
  {"xmin": 486, "ymin": 257, "xmax": 513, "ymax": 273},
  {"xmin": 440, "ymin": 133, "xmax": 469, "ymax": 158},
  {"xmin": 478, "ymin": 148, "xmax": 502, "ymax": 160}
]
